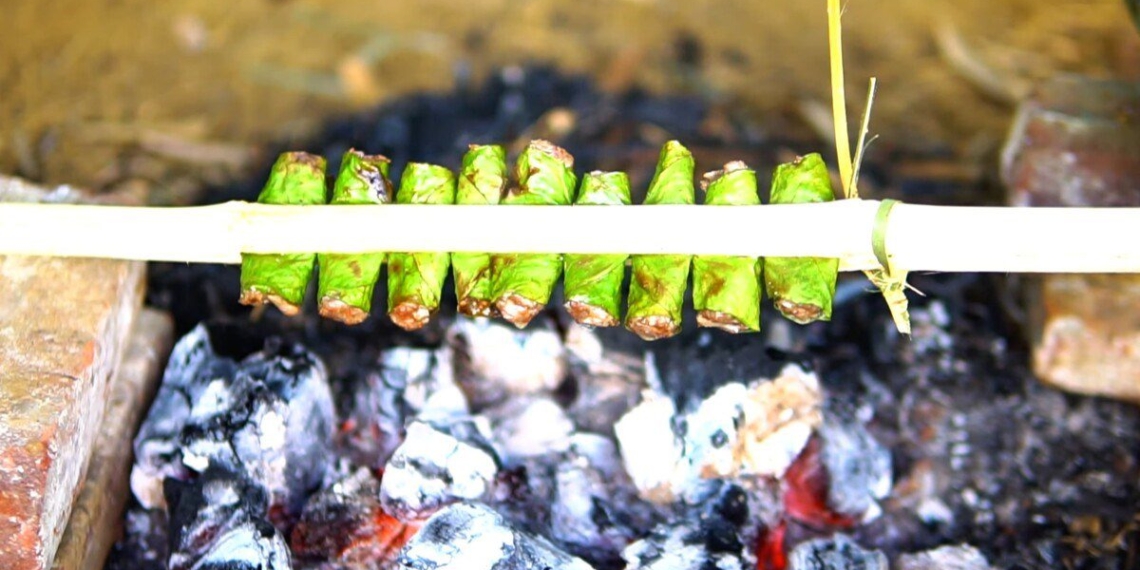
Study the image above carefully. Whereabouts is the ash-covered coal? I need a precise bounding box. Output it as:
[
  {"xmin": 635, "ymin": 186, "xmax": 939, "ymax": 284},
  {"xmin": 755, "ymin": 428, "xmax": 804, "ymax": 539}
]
[
  {"xmin": 338, "ymin": 345, "xmax": 466, "ymax": 468},
  {"xmin": 614, "ymin": 361, "xmax": 823, "ymax": 504},
  {"xmin": 165, "ymin": 465, "xmax": 292, "ymax": 570},
  {"xmin": 291, "ymin": 467, "xmax": 418, "ymax": 568},
  {"xmin": 380, "ymin": 418, "xmax": 501, "ymax": 521},
  {"xmin": 395, "ymin": 502, "xmax": 593, "ymax": 570},
  {"xmin": 894, "ymin": 544, "xmax": 993, "ymax": 570},
  {"xmin": 621, "ymin": 481, "xmax": 764, "ymax": 570},
  {"xmin": 131, "ymin": 324, "xmax": 336, "ymax": 523},
  {"xmin": 787, "ymin": 534, "xmax": 887, "ymax": 570},
  {"xmin": 448, "ymin": 317, "xmax": 568, "ymax": 411}
]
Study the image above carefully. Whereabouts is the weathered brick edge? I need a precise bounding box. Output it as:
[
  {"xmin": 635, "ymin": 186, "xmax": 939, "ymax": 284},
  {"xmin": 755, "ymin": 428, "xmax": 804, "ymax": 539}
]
[{"xmin": 52, "ymin": 309, "xmax": 173, "ymax": 570}]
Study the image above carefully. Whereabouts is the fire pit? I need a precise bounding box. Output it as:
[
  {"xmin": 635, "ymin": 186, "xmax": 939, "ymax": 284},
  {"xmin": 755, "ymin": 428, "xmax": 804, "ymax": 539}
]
[{"xmin": 92, "ymin": 65, "xmax": 1140, "ymax": 570}]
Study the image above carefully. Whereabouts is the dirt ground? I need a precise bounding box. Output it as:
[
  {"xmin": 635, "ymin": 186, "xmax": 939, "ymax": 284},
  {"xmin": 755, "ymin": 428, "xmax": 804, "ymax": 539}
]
[{"xmin": 1, "ymin": 0, "xmax": 1138, "ymax": 197}]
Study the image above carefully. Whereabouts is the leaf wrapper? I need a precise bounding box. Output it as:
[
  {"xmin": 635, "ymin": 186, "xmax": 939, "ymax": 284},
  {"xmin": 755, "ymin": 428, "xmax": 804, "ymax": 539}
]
[
  {"xmin": 317, "ymin": 149, "xmax": 392, "ymax": 324},
  {"xmin": 387, "ymin": 162, "xmax": 456, "ymax": 330},
  {"xmin": 563, "ymin": 171, "xmax": 631, "ymax": 327},
  {"xmin": 239, "ymin": 151, "xmax": 327, "ymax": 315},
  {"xmin": 693, "ymin": 161, "xmax": 762, "ymax": 333},
  {"xmin": 764, "ymin": 153, "xmax": 839, "ymax": 324},
  {"xmin": 625, "ymin": 141, "xmax": 695, "ymax": 340},
  {"xmin": 452, "ymin": 144, "xmax": 507, "ymax": 317},
  {"xmin": 491, "ymin": 140, "xmax": 576, "ymax": 327}
]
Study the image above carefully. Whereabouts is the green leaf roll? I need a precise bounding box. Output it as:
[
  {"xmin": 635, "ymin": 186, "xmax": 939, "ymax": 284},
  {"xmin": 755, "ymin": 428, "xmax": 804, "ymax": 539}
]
[
  {"xmin": 316, "ymin": 149, "xmax": 392, "ymax": 324},
  {"xmin": 491, "ymin": 140, "xmax": 576, "ymax": 327},
  {"xmin": 452, "ymin": 144, "xmax": 507, "ymax": 317},
  {"xmin": 693, "ymin": 161, "xmax": 762, "ymax": 333},
  {"xmin": 563, "ymin": 171, "xmax": 631, "ymax": 327},
  {"xmin": 763, "ymin": 153, "xmax": 840, "ymax": 324},
  {"xmin": 239, "ymin": 151, "xmax": 327, "ymax": 316},
  {"xmin": 387, "ymin": 162, "xmax": 457, "ymax": 330},
  {"xmin": 625, "ymin": 140, "xmax": 695, "ymax": 340}
]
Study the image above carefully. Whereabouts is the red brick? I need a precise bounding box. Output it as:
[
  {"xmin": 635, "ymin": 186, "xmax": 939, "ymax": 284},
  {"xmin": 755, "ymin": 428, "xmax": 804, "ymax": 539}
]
[{"xmin": 0, "ymin": 176, "xmax": 145, "ymax": 570}]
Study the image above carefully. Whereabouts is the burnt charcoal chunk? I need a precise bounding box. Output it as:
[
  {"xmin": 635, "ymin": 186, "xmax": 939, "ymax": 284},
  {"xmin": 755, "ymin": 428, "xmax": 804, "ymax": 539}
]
[
  {"xmin": 447, "ymin": 318, "xmax": 568, "ymax": 410},
  {"xmin": 788, "ymin": 535, "xmax": 888, "ymax": 570},
  {"xmin": 132, "ymin": 324, "xmax": 336, "ymax": 521},
  {"xmin": 622, "ymin": 481, "xmax": 757, "ymax": 570},
  {"xmin": 818, "ymin": 419, "xmax": 892, "ymax": 522},
  {"xmin": 291, "ymin": 467, "xmax": 416, "ymax": 567},
  {"xmin": 339, "ymin": 346, "xmax": 466, "ymax": 468},
  {"xmin": 395, "ymin": 502, "xmax": 593, "ymax": 570},
  {"xmin": 380, "ymin": 419, "xmax": 501, "ymax": 520},
  {"xmin": 165, "ymin": 465, "xmax": 291, "ymax": 570}
]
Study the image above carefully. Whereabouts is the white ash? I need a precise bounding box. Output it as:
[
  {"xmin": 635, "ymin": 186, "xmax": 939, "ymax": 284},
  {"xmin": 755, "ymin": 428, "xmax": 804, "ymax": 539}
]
[
  {"xmin": 165, "ymin": 465, "xmax": 292, "ymax": 570},
  {"xmin": 131, "ymin": 324, "xmax": 336, "ymax": 520},
  {"xmin": 621, "ymin": 481, "xmax": 755, "ymax": 570},
  {"xmin": 396, "ymin": 502, "xmax": 594, "ymax": 570},
  {"xmin": 895, "ymin": 544, "xmax": 993, "ymax": 570},
  {"xmin": 788, "ymin": 535, "xmax": 887, "ymax": 570},
  {"xmin": 615, "ymin": 364, "xmax": 822, "ymax": 503},
  {"xmin": 489, "ymin": 396, "xmax": 575, "ymax": 462},
  {"xmin": 817, "ymin": 417, "xmax": 892, "ymax": 523},
  {"xmin": 614, "ymin": 390, "xmax": 684, "ymax": 503},
  {"xmin": 447, "ymin": 317, "xmax": 567, "ymax": 409},
  {"xmin": 341, "ymin": 346, "xmax": 466, "ymax": 468},
  {"xmin": 380, "ymin": 418, "xmax": 501, "ymax": 520}
]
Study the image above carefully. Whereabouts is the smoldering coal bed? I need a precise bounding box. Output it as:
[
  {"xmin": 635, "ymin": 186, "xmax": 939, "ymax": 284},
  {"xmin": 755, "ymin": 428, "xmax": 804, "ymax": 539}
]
[{"xmin": 110, "ymin": 66, "xmax": 1140, "ymax": 570}]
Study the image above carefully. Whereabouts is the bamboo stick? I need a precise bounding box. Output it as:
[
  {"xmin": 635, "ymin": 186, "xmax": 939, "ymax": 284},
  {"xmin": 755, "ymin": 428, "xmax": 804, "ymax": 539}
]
[{"xmin": 1, "ymin": 200, "xmax": 1139, "ymax": 273}]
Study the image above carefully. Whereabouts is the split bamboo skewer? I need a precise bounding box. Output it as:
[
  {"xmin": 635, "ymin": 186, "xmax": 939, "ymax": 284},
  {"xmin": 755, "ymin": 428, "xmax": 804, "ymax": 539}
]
[{"xmin": 1, "ymin": 200, "xmax": 1139, "ymax": 273}]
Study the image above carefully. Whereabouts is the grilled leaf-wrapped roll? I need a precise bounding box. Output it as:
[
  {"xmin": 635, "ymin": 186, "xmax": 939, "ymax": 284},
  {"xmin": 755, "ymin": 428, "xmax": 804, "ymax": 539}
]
[
  {"xmin": 239, "ymin": 151, "xmax": 327, "ymax": 315},
  {"xmin": 387, "ymin": 162, "xmax": 457, "ymax": 330},
  {"xmin": 693, "ymin": 161, "xmax": 762, "ymax": 333},
  {"xmin": 763, "ymin": 153, "xmax": 839, "ymax": 324},
  {"xmin": 625, "ymin": 140, "xmax": 695, "ymax": 340},
  {"xmin": 490, "ymin": 140, "xmax": 577, "ymax": 327},
  {"xmin": 563, "ymin": 171, "xmax": 631, "ymax": 327},
  {"xmin": 316, "ymin": 149, "xmax": 392, "ymax": 324},
  {"xmin": 453, "ymin": 144, "xmax": 507, "ymax": 317}
]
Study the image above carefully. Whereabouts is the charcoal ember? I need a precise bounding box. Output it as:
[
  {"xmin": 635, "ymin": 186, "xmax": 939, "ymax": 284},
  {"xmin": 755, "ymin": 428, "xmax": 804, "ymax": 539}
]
[
  {"xmin": 621, "ymin": 481, "xmax": 757, "ymax": 570},
  {"xmin": 488, "ymin": 396, "xmax": 575, "ymax": 461},
  {"xmin": 105, "ymin": 506, "xmax": 170, "ymax": 570},
  {"xmin": 291, "ymin": 467, "xmax": 418, "ymax": 568},
  {"xmin": 615, "ymin": 364, "xmax": 822, "ymax": 503},
  {"xmin": 787, "ymin": 535, "xmax": 887, "ymax": 570},
  {"xmin": 380, "ymin": 419, "xmax": 501, "ymax": 520},
  {"xmin": 447, "ymin": 317, "xmax": 567, "ymax": 410},
  {"xmin": 340, "ymin": 346, "xmax": 466, "ymax": 468},
  {"xmin": 895, "ymin": 544, "xmax": 993, "ymax": 570},
  {"xmin": 395, "ymin": 502, "xmax": 594, "ymax": 570},
  {"xmin": 132, "ymin": 324, "xmax": 337, "ymax": 521},
  {"xmin": 816, "ymin": 415, "xmax": 892, "ymax": 523},
  {"xmin": 165, "ymin": 465, "xmax": 292, "ymax": 570},
  {"xmin": 564, "ymin": 324, "xmax": 647, "ymax": 435}
]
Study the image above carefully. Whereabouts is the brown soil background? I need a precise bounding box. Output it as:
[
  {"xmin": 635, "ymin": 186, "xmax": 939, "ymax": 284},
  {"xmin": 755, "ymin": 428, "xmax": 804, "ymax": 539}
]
[{"xmin": 2, "ymin": 0, "xmax": 1137, "ymax": 195}]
